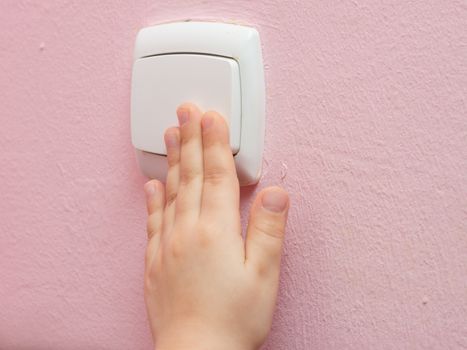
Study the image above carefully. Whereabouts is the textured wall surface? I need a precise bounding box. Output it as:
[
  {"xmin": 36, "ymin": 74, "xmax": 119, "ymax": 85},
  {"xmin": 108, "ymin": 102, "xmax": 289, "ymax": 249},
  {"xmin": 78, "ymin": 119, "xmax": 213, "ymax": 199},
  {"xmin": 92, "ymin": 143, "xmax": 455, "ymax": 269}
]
[{"xmin": 1, "ymin": 1, "xmax": 466, "ymax": 349}]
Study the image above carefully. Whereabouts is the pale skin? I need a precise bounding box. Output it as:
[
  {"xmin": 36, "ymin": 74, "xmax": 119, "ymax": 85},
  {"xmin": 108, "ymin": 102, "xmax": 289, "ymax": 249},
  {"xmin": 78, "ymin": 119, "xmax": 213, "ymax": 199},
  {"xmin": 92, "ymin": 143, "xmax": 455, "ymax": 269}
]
[{"xmin": 143, "ymin": 103, "xmax": 290, "ymax": 350}]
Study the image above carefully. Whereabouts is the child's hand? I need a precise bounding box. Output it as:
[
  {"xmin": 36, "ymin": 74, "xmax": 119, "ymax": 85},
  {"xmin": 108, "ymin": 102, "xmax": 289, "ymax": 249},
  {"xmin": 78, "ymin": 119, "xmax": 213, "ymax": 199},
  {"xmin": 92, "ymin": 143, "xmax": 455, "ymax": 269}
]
[{"xmin": 143, "ymin": 103, "xmax": 289, "ymax": 350}]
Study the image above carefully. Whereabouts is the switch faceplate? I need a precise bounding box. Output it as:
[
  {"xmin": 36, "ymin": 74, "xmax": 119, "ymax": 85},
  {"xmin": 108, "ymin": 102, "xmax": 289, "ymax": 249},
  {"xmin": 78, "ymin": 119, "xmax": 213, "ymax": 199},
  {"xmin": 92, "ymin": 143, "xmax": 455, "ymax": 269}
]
[
  {"xmin": 131, "ymin": 21, "xmax": 265, "ymax": 186},
  {"xmin": 131, "ymin": 54, "xmax": 241, "ymax": 155}
]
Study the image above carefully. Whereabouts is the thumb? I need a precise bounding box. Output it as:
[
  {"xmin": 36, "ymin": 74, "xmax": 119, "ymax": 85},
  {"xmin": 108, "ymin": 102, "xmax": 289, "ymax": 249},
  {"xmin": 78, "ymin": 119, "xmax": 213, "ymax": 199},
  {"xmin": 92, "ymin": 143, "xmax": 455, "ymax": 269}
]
[{"xmin": 245, "ymin": 186, "xmax": 289, "ymax": 277}]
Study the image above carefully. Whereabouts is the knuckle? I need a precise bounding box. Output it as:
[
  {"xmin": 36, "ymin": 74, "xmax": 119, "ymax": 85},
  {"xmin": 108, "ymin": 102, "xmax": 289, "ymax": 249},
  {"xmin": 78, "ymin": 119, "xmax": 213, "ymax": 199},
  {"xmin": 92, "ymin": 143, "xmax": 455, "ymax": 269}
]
[
  {"xmin": 180, "ymin": 167, "xmax": 202, "ymax": 185},
  {"xmin": 145, "ymin": 250, "xmax": 162, "ymax": 282},
  {"xmin": 146, "ymin": 220, "xmax": 153, "ymax": 236},
  {"xmin": 253, "ymin": 220, "xmax": 285, "ymax": 240},
  {"xmin": 192, "ymin": 222, "xmax": 215, "ymax": 248},
  {"xmin": 203, "ymin": 167, "xmax": 231, "ymax": 185},
  {"xmin": 253, "ymin": 258, "xmax": 276, "ymax": 279},
  {"xmin": 165, "ymin": 191, "xmax": 177, "ymax": 207},
  {"xmin": 197, "ymin": 229, "xmax": 213, "ymax": 248},
  {"xmin": 248, "ymin": 252, "xmax": 279, "ymax": 281},
  {"xmin": 168, "ymin": 238, "xmax": 185, "ymax": 259},
  {"xmin": 146, "ymin": 214, "xmax": 161, "ymax": 235},
  {"xmin": 180, "ymin": 131, "xmax": 196, "ymax": 146},
  {"xmin": 146, "ymin": 225, "xmax": 158, "ymax": 240},
  {"xmin": 146, "ymin": 229, "xmax": 159, "ymax": 241},
  {"xmin": 144, "ymin": 265, "xmax": 160, "ymax": 292},
  {"xmin": 255, "ymin": 263, "xmax": 269, "ymax": 278},
  {"xmin": 167, "ymin": 154, "xmax": 179, "ymax": 166},
  {"xmin": 144, "ymin": 248, "xmax": 153, "ymax": 267},
  {"xmin": 144, "ymin": 273, "xmax": 153, "ymax": 292}
]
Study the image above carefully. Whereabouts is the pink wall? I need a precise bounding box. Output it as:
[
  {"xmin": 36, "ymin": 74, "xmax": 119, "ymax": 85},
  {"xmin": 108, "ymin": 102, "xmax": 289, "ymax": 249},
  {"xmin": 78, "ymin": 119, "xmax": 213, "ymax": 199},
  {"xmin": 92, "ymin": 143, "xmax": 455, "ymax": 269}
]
[{"xmin": 1, "ymin": 1, "xmax": 466, "ymax": 349}]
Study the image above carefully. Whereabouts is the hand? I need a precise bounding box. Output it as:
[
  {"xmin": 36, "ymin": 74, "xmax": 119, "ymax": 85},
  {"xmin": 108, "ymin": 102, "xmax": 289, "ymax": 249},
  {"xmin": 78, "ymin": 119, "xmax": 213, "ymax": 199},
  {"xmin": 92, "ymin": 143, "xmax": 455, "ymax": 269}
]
[{"xmin": 143, "ymin": 103, "xmax": 290, "ymax": 350}]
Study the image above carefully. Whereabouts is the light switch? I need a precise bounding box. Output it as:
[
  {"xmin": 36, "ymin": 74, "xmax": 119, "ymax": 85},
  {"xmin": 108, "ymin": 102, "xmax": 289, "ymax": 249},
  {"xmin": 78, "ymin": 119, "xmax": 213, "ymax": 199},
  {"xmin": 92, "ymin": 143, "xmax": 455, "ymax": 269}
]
[
  {"xmin": 131, "ymin": 54, "xmax": 241, "ymax": 155},
  {"xmin": 131, "ymin": 21, "xmax": 265, "ymax": 186}
]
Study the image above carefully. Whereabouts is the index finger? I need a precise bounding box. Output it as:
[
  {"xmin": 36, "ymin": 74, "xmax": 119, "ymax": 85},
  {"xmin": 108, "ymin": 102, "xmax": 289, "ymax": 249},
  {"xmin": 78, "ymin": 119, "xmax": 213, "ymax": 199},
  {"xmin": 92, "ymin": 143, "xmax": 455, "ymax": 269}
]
[{"xmin": 199, "ymin": 111, "xmax": 240, "ymax": 220}]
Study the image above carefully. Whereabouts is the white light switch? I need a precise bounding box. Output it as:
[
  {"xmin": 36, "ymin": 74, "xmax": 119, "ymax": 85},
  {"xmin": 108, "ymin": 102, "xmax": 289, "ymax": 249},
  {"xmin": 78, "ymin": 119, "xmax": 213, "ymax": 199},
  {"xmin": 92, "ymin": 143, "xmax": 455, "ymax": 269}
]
[
  {"xmin": 131, "ymin": 21, "xmax": 265, "ymax": 186},
  {"xmin": 131, "ymin": 54, "xmax": 241, "ymax": 155}
]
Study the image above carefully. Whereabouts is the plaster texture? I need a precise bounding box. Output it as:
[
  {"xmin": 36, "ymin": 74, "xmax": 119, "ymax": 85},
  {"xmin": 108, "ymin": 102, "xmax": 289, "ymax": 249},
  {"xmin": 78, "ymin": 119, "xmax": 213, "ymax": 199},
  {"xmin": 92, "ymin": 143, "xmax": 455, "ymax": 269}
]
[{"xmin": 1, "ymin": 1, "xmax": 466, "ymax": 349}]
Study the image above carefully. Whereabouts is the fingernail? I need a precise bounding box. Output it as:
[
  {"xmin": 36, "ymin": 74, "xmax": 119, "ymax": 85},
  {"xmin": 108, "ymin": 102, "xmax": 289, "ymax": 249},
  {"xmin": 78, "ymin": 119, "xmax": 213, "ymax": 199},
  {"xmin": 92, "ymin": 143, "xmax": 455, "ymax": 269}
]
[
  {"xmin": 144, "ymin": 182, "xmax": 156, "ymax": 199},
  {"xmin": 262, "ymin": 190, "xmax": 288, "ymax": 212},
  {"xmin": 164, "ymin": 131, "xmax": 178, "ymax": 148},
  {"xmin": 177, "ymin": 109, "xmax": 189, "ymax": 125},
  {"xmin": 201, "ymin": 116, "xmax": 214, "ymax": 130}
]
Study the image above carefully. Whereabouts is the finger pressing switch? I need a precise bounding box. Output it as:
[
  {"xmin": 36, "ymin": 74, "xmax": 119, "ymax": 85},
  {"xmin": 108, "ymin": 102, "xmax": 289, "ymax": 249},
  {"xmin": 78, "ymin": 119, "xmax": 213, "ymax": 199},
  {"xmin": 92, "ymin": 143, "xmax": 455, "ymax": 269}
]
[{"xmin": 131, "ymin": 21, "xmax": 265, "ymax": 186}]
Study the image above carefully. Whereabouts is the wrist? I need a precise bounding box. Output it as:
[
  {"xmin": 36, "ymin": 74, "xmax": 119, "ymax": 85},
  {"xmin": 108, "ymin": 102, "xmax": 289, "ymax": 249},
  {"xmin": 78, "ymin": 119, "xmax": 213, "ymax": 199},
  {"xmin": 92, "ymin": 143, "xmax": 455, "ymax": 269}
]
[
  {"xmin": 155, "ymin": 335, "xmax": 250, "ymax": 350},
  {"xmin": 154, "ymin": 322, "xmax": 257, "ymax": 350}
]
